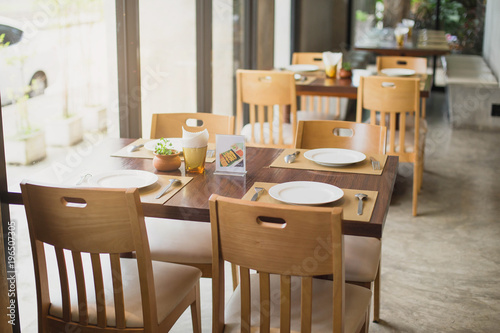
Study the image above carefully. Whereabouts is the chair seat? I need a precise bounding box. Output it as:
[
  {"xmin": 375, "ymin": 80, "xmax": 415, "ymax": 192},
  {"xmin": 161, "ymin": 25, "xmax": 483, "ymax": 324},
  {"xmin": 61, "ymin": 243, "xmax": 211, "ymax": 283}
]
[
  {"xmin": 241, "ymin": 122, "xmax": 294, "ymax": 146},
  {"xmin": 224, "ymin": 274, "xmax": 371, "ymax": 333},
  {"xmin": 345, "ymin": 235, "xmax": 381, "ymax": 282},
  {"xmin": 46, "ymin": 247, "xmax": 202, "ymax": 328},
  {"xmin": 146, "ymin": 218, "xmax": 212, "ymax": 264}
]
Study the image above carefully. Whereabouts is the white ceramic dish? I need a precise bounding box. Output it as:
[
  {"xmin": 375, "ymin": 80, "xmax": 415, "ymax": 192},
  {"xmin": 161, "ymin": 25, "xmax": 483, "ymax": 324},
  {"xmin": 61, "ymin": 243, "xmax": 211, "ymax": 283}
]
[
  {"xmin": 285, "ymin": 64, "xmax": 319, "ymax": 72},
  {"xmin": 304, "ymin": 148, "xmax": 366, "ymax": 167},
  {"xmin": 380, "ymin": 68, "xmax": 416, "ymax": 77},
  {"xmin": 269, "ymin": 181, "xmax": 344, "ymax": 205},
  {"xmin": 144, "ymin": 138, "xmax": 183, "ymax": 152},
  {"xmin": 89, "ymin": 170, "xmax": 158, "ymax": 189}
]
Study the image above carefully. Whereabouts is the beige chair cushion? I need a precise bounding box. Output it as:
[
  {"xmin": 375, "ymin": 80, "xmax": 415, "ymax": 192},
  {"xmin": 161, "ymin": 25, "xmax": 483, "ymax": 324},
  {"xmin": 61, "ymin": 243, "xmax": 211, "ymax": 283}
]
[
  {"xmin": 146, "ymin": 218, "xmax": 212, "ymax": 264},
  {"xmin": 345, "ymin": 235, "xmax": 381, "ymax": 282},
  {"xmin": 241, "ymin": 122, "xmax": 294, "ymax": 146},
  {"xmin": 224, "ymin": 274, "xmax": 371, "ymax": 333},
  {"xmin": 45, "ymin": 245, "xmax": 201, "ymax": 328}
]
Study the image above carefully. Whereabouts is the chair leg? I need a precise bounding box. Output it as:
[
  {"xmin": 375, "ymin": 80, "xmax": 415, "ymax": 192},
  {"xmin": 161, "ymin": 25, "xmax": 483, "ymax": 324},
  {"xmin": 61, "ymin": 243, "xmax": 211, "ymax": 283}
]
[
  {"xmin": 231, "ymin": 263, "xmax": 239, "ymax": 290},
  {"xmin": 418, "ymin": 156, "xmax": 424, "ymax": 192},
  {"xmin": 373, "ymin": 261, "xmax": 381, "ymax": 322},
  {"xmin": 190, "ymin": 282, "xmax": 202, "ymax": 333},
  {"xmin": 412, "ymin": 161, "xmax": 420, "ymax": 216}
]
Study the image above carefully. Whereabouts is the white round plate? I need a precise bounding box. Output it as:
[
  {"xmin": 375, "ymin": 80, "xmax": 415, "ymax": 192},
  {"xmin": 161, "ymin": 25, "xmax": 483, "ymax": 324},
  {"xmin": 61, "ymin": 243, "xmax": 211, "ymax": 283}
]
[
  {"xmin": 285, "ymin": 64, "xmax": 319, "ymax": 72},
  {"xmin": 380, "ymin": 68, "xmax": 416, "ymax": 77},
  {"xmin": 269, "ymin": 181, "xmax": 344, "ymax": 205},
  {"xmin": 304, "ymin": 148, "xmax": 366, "ymax": 167},
  {"xmin": 89, "ymin": 170, "xmax": 158, "ymax": 189},
  {"xmin": 144, "ymin": 138, "xmax": 183, "ymax": 152}
]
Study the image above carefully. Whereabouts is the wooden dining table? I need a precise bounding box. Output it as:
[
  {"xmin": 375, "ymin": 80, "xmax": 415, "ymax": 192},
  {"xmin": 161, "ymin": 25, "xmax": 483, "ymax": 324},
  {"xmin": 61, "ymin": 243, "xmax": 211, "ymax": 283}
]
[
  {"xmin": 295, "ymin": 70, "xmax": 432, "ymax": 99},
  {"xmin": 14, "ymin": 138, "xmax": 399, "ymax": 239}
]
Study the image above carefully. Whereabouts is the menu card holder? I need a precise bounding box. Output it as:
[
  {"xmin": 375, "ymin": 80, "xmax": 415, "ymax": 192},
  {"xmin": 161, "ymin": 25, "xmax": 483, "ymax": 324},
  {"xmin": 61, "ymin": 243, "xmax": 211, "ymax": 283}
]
[{"xmin": 214, "ymin": 135, "xmax": 247, "ymax": 176}]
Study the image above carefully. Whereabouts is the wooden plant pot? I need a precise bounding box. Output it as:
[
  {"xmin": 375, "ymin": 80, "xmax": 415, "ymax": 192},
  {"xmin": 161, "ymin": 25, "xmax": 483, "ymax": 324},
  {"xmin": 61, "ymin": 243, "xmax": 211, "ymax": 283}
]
[{"xmin": 153, "ymin": 152, "xmax": 182, "ymax": 171}]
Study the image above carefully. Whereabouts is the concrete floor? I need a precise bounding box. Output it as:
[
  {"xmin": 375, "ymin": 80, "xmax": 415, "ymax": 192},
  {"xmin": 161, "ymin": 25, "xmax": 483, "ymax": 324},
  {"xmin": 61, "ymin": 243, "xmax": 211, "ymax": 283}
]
[{"xmin": 11, "ymin": 91, "xmax": 500, "ymax": 332}]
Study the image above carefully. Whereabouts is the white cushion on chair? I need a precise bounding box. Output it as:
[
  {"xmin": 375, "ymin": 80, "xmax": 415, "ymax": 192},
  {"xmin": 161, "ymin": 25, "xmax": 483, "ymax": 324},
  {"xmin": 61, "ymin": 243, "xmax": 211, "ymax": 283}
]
[
  {"xmin": 241, "ymin": 122, "xmax": 294, "ymax": 145},
  {"xmin": 224, "ymin": 274, "xmax": 371, "ymax": 333},
  {"xmin": 46, "ymin": 246, "xmax": 201, "ymax": 328},
  {"xmin": 345, "ymin": 235, "xmax": 381, "ymax": 282},
  {"xmin": 146, "ymin": 218, "xmax": 212, "ymax": 264}
]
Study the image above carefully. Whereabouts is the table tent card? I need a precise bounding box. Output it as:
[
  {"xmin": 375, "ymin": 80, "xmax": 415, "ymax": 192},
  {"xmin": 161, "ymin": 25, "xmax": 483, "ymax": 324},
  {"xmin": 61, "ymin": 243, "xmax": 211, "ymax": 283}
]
[{"xmin": 214, "ymin": 135, "xmax": 246, "ymax": 176}]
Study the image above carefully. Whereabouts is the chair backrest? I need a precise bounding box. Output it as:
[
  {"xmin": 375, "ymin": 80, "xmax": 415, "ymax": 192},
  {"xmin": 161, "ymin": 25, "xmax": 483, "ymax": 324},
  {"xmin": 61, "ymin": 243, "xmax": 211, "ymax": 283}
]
[
  {"xmin": 210, "ymin": 194, "xmax": 345, "ymax": 332},
  {"xmin": 292, "ymin": 52, "xmax": 340, "ymax": 119},
  {"xmin": 236, "ymin": 69, "xmax": 297, "ymax": 148},
  {"xmin": 21, "ymin": 182, "xmax": 158, "ymax": 332},
  {"xmin": 291, "ymin": 52, "xmax": 325, "ymax": 69},
  {"xmin": 150, "ymin": 112, "xmax": 234, "ymax": 143},
  {"xmin": 356, "ymin": 76, "xmax": 420, "ymax": 162},
  {"xmin": 295, "ymin": 120, "xmax": 387, "ymax": 155},
  {"xmin": 376, "ymin": 56, "xmax": 428, "ymax": 74}
]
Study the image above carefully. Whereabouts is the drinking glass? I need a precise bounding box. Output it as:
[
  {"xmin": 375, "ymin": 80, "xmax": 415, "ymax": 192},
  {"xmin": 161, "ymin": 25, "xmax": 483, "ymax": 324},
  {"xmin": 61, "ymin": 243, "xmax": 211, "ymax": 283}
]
[{"xmin": 183, "ymin": 146, "xmax": 207, "ymax": 173}]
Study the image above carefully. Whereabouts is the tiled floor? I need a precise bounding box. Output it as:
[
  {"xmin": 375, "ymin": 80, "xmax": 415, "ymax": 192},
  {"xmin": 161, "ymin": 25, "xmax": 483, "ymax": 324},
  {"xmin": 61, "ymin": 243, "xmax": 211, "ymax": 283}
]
[{"xmin": 10, "ymin": 91, "xmax": 500, "ymax": 332}]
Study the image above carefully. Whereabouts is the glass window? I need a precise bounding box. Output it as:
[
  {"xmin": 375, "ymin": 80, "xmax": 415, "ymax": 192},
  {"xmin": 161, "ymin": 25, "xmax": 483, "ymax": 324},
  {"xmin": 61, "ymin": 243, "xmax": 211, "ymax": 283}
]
[
  {"xmin": 138, "ymin": 0, "xmax": 197, "ymax": 138},
  {"xmin": 0, "ymin": 1, "xmax": 119, "ymax": 330}
]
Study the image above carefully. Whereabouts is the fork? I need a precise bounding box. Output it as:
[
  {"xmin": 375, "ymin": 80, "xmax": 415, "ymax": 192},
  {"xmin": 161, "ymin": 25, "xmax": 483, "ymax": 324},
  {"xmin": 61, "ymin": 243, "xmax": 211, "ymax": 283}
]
[
  {"xmin": 370, "ymin": 157, "xmax": 381, "ymax": 170},
  {"xmin": 251, "ymin": 187, "xmax": 265, "ymax": 201}
]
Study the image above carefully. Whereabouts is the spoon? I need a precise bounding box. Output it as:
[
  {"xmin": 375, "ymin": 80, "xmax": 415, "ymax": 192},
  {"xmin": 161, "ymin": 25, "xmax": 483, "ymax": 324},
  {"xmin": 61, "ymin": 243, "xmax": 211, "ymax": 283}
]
[
  {"xmin": 284, "ymin": 151, "xmax": 300, "ymax": 163},
  {"xmin": 128, "ymin": 143, "xmax": 144, "ymax": 152},
  {"xmin": 355, "ymin": 193, "xmax": 368, "ymax": 215},
  {"xmin": 155, "ymin": 179, "xmax": 180, "ymax": 199}
]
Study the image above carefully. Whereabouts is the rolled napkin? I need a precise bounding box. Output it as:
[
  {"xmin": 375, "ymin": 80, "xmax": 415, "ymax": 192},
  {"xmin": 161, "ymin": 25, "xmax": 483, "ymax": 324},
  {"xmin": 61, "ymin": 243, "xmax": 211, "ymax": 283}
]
[
  {"xmin": 182, "ymin": 127, "xmax": 209, "ymax": 148},
  {"xmin": 322, "ymin": 51, "xmax": 343, "ymax": 78}
]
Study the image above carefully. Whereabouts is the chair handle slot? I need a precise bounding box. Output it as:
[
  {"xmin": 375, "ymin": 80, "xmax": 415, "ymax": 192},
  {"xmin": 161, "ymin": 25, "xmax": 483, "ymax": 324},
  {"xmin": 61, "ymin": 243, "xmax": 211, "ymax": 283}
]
[
  {"xmin": 381, "ymin": 82, "xmax": 395, "ymax": 88},
  {"xmin": 185, "ymin": 118, "xmax": 204, "ymax": 127},
  {"xmin": 396, "ymin": 60, "xmax": 408, "ymax": 65},
  {"xmin": 332, "ymin": 128, "xmax": 354, "ymax": 137},
  {"xmin": 61, "ymin": 197, "xmax": 87, "ymax": 208},
  {"xmin": 256, "ymin": 216, "xmax": 287, "ymax": 229},
  {"xmin": 313, "ymin": 57, "xmax": 323, "ymax": 61},
  {"xmin": 258, "ymin": 76, "xmax": 272, "ymax": 82}
]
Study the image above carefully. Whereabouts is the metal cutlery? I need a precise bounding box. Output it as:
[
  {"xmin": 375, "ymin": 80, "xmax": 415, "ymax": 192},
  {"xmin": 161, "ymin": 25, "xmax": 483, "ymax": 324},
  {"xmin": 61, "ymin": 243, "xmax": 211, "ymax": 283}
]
[
  {"xmin": 76, "ymin": 173, "xmax": 92, "ymax": 185},
  {"xmin": 251, "ymin": 187, "xmax": 265, "ymax": 201},
  {"xmin": 155, "ymin": 178, "xmax": 181, "ymax": 199},
  {"xmin": 370, "ymin": 156, "xmax": 381, "ymax": 170},
  {"xmin": 128, "ymin": 143, "xmax": 144, "ymax": 153},
  {"xmin": 284, "ymin": 151, "xmax": 300, "ymax": 163},
  {"xmin": 355, "ymin": 193, "xmax": 368, "ymax": 215}
]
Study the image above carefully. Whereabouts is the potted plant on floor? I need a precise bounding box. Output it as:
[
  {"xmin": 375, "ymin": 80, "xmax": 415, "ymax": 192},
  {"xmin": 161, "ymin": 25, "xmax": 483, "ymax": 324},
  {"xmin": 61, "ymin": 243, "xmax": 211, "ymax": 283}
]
[
  {"xmin": 153, "ymin": 138, "xmax": 181, "ymax": 171},
  {"xmin": 1, "ymin": 33, "xmax": 46, "ymax": 165}
]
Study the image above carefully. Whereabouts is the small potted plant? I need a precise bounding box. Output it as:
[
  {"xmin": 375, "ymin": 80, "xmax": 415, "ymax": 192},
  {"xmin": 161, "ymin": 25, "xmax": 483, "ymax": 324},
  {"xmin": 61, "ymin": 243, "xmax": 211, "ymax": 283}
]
[
  {"xmin": 153, "ymin": 138, "xmax": 181, "ymax": 171},
  {"xmin": 339, "ymin": 62, "xmax": 353, "ymax": 79}
]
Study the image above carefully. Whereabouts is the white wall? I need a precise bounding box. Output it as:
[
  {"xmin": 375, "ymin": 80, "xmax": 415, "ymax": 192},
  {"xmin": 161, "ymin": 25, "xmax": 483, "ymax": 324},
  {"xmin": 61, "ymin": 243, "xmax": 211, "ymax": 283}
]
[
  {"xmin": 274, "ymin": 0, "xmax": 292, "ymax": 68},
  {"xmin": 483, "ymin": 0, "xmax": 500, "ymax": 82}
]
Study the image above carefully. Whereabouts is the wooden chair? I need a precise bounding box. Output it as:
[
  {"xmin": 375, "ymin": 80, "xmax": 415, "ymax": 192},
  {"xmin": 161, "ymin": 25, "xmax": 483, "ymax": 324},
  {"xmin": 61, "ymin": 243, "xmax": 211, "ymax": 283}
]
[
  {"xmin": 210, "ymin": 195, "xmax": 372, "ymax": 332},
  {"xmin": 295, "ymin": 119, "xmax": 386, "ymax": 322},
  {"xmin": 356, "ymin": 76, "xmax": 425, "ymax": 216},
  {"xmin": 20, "ymin": 181, "xmax": 202, "ymax": 333},
  {"xmin": 147, "ymin": 112, "xmax": 234, "ymax": 278},
  {"xmin": 295, "ymin": 120, "xmax": 387, "ymax": 154},
  {"xmin": 236, "ymin": 69, "xmax": 297, "ymax": 148},
  {"xmin": 150, "ymin": 112, "xmax": 234, "ymax": 142},
  {"xmin": 292, "ymin": 52, "xmax": 343, "ymax": 120},
  {"xmin": 376, "ymin": 56, "xmax": 429, "ymax": 118}
]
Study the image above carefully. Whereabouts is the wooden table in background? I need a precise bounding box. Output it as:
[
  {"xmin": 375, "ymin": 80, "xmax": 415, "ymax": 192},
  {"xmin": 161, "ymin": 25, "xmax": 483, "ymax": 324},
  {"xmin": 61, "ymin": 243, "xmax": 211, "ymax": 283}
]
[
  {"xmin": 10, "ymin": 138, "xmax": 399, "ymax": 238},
  {"xmin": 296, "ymin": 72, "xmax": 432, "ymax": 99}
]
